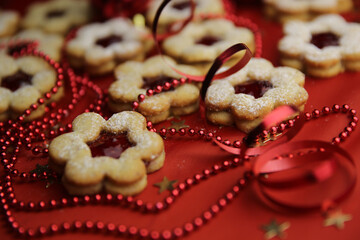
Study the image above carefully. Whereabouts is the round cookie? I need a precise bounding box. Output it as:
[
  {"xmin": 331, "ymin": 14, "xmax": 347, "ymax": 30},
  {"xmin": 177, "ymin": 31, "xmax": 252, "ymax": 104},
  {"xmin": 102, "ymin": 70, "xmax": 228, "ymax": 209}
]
[
  {"xmin": 22, "ymin": 0, "xmax": 92, "ymax": 35},
  {"xmin": 205, "ymin": 58, "xmax": 309, "ymax": 133},
  {"xmin": 278, "ymin": 14, "xmax": 360, "ymax": 78},
  {"xmin": 263, "ymin": 0, "xmax": 353, "ymax": 23},
  {"xmin": 0, "ymin": 9, "xmax": 20, "ymax": 38},
  {"xmin": 162, "ymin": 18, "xmax": 255, "ymax": 74},
  {"xmin": 108, "ymin": 55, "xmax": 202, "ymax": 124},
  {"xmin": 66, "ymin": 17, "xmax": 152, "ymax": 75},
  {"xmin": 49, "ymin": 111, "xmax": 165, "ymax": 196},
  {"xmin": 0, "ymin": 53, "xmax": 64, "ymax": 121}
]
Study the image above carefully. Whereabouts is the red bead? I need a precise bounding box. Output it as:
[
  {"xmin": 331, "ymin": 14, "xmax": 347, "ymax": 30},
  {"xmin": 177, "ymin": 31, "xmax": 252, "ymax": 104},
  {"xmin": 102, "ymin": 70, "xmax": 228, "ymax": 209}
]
[
  {"xmin": 50, "ymin": 224, "xmax": 58, "ymax": 233},
  {"xmin": 150, "ymin": 231, "xmax": 160, "ymax": 240},
  {"xmin": 173, "ymin": 227, "xmax": 183, "ymax": 238},
  {"xmin": 203, "ymin": 211, "xmax": 212, "ymax": 220},
  {"xmin": 139, "ymin": 228, "xmax": 149, "ymax": 238},
  {"xmin": 218, "ymin": 198, "xmax": 227, "ymax": 207},
  {"xmin": 96, "ymin": 221, "xmax": 105, "ymax": 231},
  {"xmin": 332, "ymin": 104, "xmax": 340, "ymax": 112},
  {"xmin": 155, "ymin": 202, "xmax": 164, "ymax": 210},
  {"xmin": 342, "ymin": 104, "xmax": 350, "ymax": 112},
  {"xmin": 107, "ymin": 223, "xmax": 116, "ymax": 232},
  {"xmin": 146, "ymin": 89, "xmax": 154, "ymax": 96},
  {"xmin": 194, "ymin": 217, "xmax": 203, "ymax": 227},
  {"xmin": 128, "ymin": 226, "xmax": 138, "ymax": 235},
  {"xmin": 62, "ymin": 222, "xmax": 71, "ymax": 231},
  {"xmin": 183, "ymin": 223, "xmax": 194, "ymax": 233},
  {"xmin": 322, "ymin": 106, "xmax": 330, "ymax": 114},
  {"xmin": 118, "ymin": 225, "xmax": 127, "ymax": 234},
  {"xmin": 162, "ymin": 230, "xmax": 172, "ymax": 239},
  {"xmin": 38, "ymin": 226, "xmax": 47, "ymax": 235},
  {"xmin": 172, "ymin": 79, "xmax": 179, "ymax": 87},
  {"xmin": 138, "ymin": 94, "xmax": 145, "ymax": 102},
  {"xmin": 211, "ymin": 205, "xmax": 220, "ymax": 213}
]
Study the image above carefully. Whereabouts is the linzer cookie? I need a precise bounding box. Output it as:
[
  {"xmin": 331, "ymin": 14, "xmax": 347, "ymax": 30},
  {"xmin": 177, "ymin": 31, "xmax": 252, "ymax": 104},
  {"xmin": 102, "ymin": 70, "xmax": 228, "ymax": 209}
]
[
  {"xmin": 66, "ymin": 17, "xmax": 151, "ymax": 75},
  {"xmin": 0, "ymin": 54, "xmax": 63, "ymax": 121},
  {"xmin": 49, "ymin": 111, "xmax": 165, "ymax": 196},
  {"xmin": 22, "ymin": 0, "xmax": 91, "ymax": 35},
  {"xmin": 1, "ymin": 29, "xmax": 64, "ymax": 61},
  {"xmin": 162, "ymin": 18, "xmax": 255, "ymax": 74},
  {"xmin": 278, "ymin": 14, "xmax": 360, "ymax": 78},
  {"xmin": 263, "ymin": 0, "xmax": 353, "ymax": 23},
  {"xmin": 109, "ymin": 56, "xmax": 200, "ymax": 123},
  {"xmin": 0, "ymin": 10, "xmax": 20, "ymax": 38},
  {"xmin": 108, "ymin": 55, "xmax": 201, "ymax": 123},
  {"xmin": 146, "ymin": 0, "xmax": 224, "ymax": 32},
  {"xmin": 205, "ymin": 58, "xmax": 308, "ymax": 133}
]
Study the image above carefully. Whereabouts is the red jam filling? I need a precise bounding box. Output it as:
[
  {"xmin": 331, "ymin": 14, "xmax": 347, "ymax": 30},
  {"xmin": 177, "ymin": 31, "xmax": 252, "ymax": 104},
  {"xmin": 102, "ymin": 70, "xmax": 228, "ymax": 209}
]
[
  {"xmin": 310, "ymin": 32, "xmax": 339, "ymax": 49},
  {"xmin": 88, "ymin": 133, "xmax": 133, "ymax": 158},
  {"xmin": 7, "ymin": 43, "xmax": 29, "ymax": 56},
  {"xmin": 172, "ymin": 1, "xmax": 193, "ymax": 10},
  {"xmin": 95, "ymin": 35, "xmax": 123, "ymax": 48},
  {"xmin": 234, "ymin": 80, "xmax": 273, "ymax": 99},
  {"xmin": 46, "ymin": 10, "xmax": 65, "ymax": 18},
  {"xmin": 142, "ymin": 75, "xmax": 175, "ymax": 92},
  {"xmin": 196, "ymin": 36, "xmax": 221, "ymax": 46},
  {"xmin": 1, "ymin": 71, "xmax": 33, "ymax": 92}
]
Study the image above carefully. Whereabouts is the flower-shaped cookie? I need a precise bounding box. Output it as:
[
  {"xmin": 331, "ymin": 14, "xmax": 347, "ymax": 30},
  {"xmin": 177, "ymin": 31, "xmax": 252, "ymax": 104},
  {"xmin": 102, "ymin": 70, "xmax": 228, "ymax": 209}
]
[
  {"xmin": 263, "ymin": 0, "xmax": 353, "ymax": 23},
  {"xmin": 1, "ymin": 29, "xmax": 64, "ymax": 61},
  {"xmin": 66, "ymin": 17, "xmax": 151, "ymax": 75},
  {"xmin": 205, "ymin": 58, "xmax": 309, "ymax": 133},
  {"xmin": 146, "ymin": 0, "xmax": 224, "ymax": 31},
  {"xmin": 0, "ymin": 54, "xmax": 63, "ymax": 121},
  {"xmin": 108, "ymin": 55, "xmax": 201, "ymax": 123},
  {"xmin": 22, "ymin": 0, "xmax": 91, "ymax": 35},
  {"xmin": 162, "ymin": 18, "xmax": 255, "ymax": 74},
  {"xmin": 49, "ymin": 111, "xmax": 165, "ymax": 196},
  {"xmin": 278, "ymin": 14, "xmax": 360, "ymax": 78},
  {"xmin": 0, "ymin": 10, "xmax": 20, "ymax": 38}
]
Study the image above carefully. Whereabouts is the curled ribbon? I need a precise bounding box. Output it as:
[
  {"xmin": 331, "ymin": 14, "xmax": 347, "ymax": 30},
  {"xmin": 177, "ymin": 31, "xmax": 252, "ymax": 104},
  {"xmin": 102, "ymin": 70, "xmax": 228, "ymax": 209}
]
[
  {"xmin": 215, "ymin": 105, "xmax": 356, "ymax": 210},
  {"xmin": 152, "ymin": 0, "xmax": 253, "ymax": 83}
]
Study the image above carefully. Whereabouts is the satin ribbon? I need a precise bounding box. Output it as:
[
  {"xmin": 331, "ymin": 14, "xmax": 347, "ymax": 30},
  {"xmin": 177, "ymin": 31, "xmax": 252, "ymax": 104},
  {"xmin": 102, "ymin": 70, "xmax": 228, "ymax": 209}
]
[
  {"xmin": 253, "ymin": 140, "xmax": 356, "ymax": 210},
  {"xmin": 214, "ymin": 105, "xmax": 356, "ymax": 210}
]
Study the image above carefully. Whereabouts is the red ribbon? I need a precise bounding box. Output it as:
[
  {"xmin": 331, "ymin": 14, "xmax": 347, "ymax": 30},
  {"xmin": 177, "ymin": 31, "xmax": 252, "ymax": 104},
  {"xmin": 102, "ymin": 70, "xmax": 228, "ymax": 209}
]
[
  {"xmin": 253, "ymin": 140, "xmax": 356, "ymax": 210},
  {"xmin": 214, "ymin": 105, "xmax": 356, "ymax": 210}
]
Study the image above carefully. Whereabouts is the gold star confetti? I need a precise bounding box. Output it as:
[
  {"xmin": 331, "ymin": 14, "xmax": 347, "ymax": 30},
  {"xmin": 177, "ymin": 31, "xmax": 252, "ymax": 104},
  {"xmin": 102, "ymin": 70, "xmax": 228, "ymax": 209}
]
[
  {"xmin": 324, "ymin": 209, "xmax": 352, "ymax": 229},
  {"xmin": 261, "ymin": 219, "xmax": 290, "ymax": 239},
  {"xmin": 168, "ymin": 120, "xmax": 189, "ymax": 131},
  {"xmin": 153, "ymin": 176, "xmax": 178, "ymax": 193}
]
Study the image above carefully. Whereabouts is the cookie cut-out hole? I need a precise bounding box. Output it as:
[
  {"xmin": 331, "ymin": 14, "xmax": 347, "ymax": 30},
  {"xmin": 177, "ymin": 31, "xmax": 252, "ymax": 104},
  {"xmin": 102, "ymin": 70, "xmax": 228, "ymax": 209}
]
[
  {"xmin": 1, "ymin": 71, "xmax": 33, "ymax": 92},
  {"xmin": 95, "ymin": 35, "xmax": 123, "ymax": 48},
  {"xmin": 196, "ymin": 36, "xmax": 221, "ymax": 46},
  {"xmin": 142, "ymin": 75, "xmax": 175, "ymax": 91},
  {"xmin": 310, "ymin": 32, "xmax": 339, "ymax": 49},
  {"xmin": 88, "ymin": 133, "xmax": 133, "ymax": 158},
  {"xmin": 234, "ymin": 80, "xmax": 273, "ymax": 99},
  {"xmin": 172, "ymin": 1, "xmax": 195, "ymax": 10},
  {"xmin": 46, "ymin": 9, "xmax": 66, "ymax": 18}
]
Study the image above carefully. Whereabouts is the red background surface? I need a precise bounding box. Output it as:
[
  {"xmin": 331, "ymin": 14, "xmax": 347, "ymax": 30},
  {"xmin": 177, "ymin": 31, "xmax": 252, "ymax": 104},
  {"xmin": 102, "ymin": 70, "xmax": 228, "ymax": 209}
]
[{"xmin": 1, "ymin": 1, "xmax": 360, "ymax": 240}]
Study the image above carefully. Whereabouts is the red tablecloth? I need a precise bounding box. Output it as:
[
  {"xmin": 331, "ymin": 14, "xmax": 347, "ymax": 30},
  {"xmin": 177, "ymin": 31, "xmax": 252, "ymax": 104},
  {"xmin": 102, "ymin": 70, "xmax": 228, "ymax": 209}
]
[{"xmin": 1, "ymin": 1, "xmax": 360, "ymax": 240}]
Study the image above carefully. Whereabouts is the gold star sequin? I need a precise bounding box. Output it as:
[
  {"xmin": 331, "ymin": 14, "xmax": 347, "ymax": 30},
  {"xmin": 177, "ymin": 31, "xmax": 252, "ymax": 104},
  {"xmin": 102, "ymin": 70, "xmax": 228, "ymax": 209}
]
[
  {"xmin": 168, "ymin": 120, "xmax": 189, "ymax": 131},
  {"xmin": 324, "ymin": 209, "xmax": 352, "ymax": 229},
  {"xmin": 261, "ymin": 219, "xmax": 290, "ymax": 239},
  {"xmin": 154, "ymin": 176, "xmax": 178, "ymax": 193}
]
